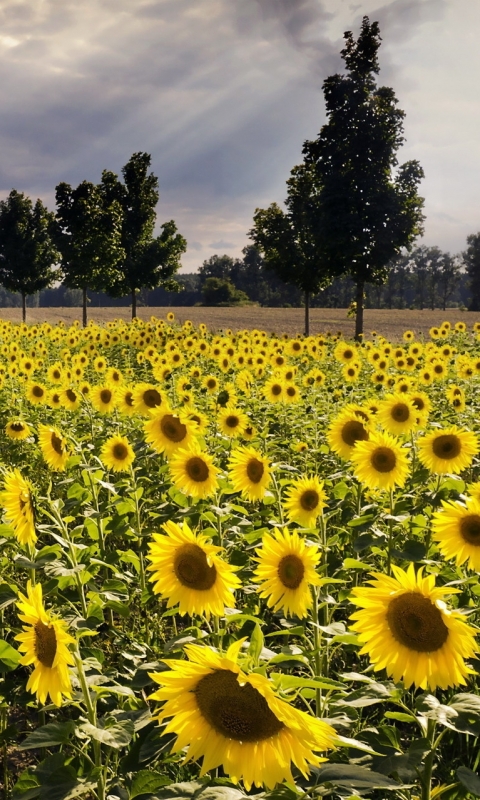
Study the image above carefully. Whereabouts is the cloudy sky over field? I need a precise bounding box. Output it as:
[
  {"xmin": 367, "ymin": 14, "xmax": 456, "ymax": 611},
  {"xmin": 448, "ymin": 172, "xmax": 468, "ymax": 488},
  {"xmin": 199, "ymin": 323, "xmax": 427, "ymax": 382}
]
[{"xmin": 0, "ymin": 0, "xmax": 476, "ymax": 271}]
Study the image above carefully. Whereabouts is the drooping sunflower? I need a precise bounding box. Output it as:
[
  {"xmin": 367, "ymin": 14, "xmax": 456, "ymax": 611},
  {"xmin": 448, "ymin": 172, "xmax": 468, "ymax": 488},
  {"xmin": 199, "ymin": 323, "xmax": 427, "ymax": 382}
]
[
  {"xmin": 254, "ymin": 528, "xmax": 322, "ymax": 617},
  {"xmin": 228, "ymin": 446, "xmax": 271, "ymax": 501},
  {"xmin": 100, "ymin": 435, "xmax": 135, "ymax": 472},
  {"xmin": 38, "ymin": 424, "xmax": 70, "ymax": 471},
  {"xmin": 147, "ymin": 520, "xmax": 240, "ymax": 617},
  {"xmin": 218, "ymin": 407, "xmax": 249, "ymax": 438},
  {"xmin": 283, "ymin": 476, "xmax": 328, "ymax": 528},
  {"xmin": 350, "ymin": 430, "xmax": 410, "ymax": 491},
  {"xmin": 0, "ymin": 469, "xmax": 36, "ymax": 546},
  {"xmin": 148, "ymin": 640, "xmax": 336, "ymax": 790},
  {"xmin": 169, "ymin": 445, "xmax": 220, "ymax": 499},
  {"xmin": 5, "ymin": 420, "xmax": 31, "ymax": 440},
  {"xmin": 432, "ymin": 496, "xmax": 480, "ymax": 570},
  {"xmin": 350, "ymin": 564, "xmax": 477, "ymax": 690},
  {"xmin": 377, "ymin": 393, "xmax": 418, "ymax": 437},
  {"xmin": 144, "ymin": 409, "xmax": 196, "ymax": 457},
  {"xmin": 417, "ymin": 426, "xmax": 478, "ymax": 474},
  {"xmin": 15, "ymin": 581, "xmax": 75, "ymax": 706},
  {"xmin": 327, "ymin": 409, "xmax": 370, "ymax": 460}
]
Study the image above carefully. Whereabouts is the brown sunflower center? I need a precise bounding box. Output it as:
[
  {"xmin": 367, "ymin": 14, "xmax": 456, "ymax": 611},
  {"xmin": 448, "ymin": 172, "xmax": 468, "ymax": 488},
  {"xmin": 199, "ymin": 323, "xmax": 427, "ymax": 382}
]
[
  {"xmin": 370, "ymin": 446, "xmax": 396, "ymax": 473},
  {"xmin": 226, "ymin": 415, "xmax": 240, "ymax": 429},
  {"xmin": 143, "ymin": 389, "xmax": 162, "ymax": 408},
  {"xmin": 460, "ymin": 514, "xmax": 480, "ymax": 545},
  {"xmin": 391, "ymin": 403, "xmax": 410, "ymax": 422},
  {"xmin": 124, "ymin": 391, "xmax": 134, "ymax": 407},
  {"xmin": 160, "ymin": 415, "xmax": 187, "ymax": 443},
  {"xmin": 343, "ymin": 349, "xmax": 353, "ymax": 359},
  {"xmin": 186, "ymin": 456, "xmax": 209, "ymax": 482},
  {"xmin": 51, "ymin": 433, "xmax": 64, "ymax": 455},
  {"xmin": 386, "ymin": 592, "xmax": 449, "ymax": 652},
  {"xmin": 100, "ymin": 389, "xmax": 112, "ymax": 404},
  {"xmin": 246, "ymin": 458, "xmax": 264, "ymax": 483},
  {"xmin": 112, "ymin": 443, "xmax": 129, "ymax": 461},
  {"xmin": 32, "ymin": 386, "xmax": 44, "ymax": 398},
  {"xmin": 341, "ymin": 420, "xmax": 369, "ymax": 447},
  {"xmin": 173, "ymin": 543, "xmax": 217, "ymax": 590},
  {"xmin": 195, "ymin": 669, "xmax": 284, "ymax": 742},
  {"xmin": 300, "ymin": 490, "xmax": 319, "ymax": 511},
  {"xmin": 11, "ymin": 422, "xmax": 24, "ymax": 432},
  {"xmin": 271, "ymin": 384, "xmax": 282, "ymax": 396},
  {"xmin": 207, "ymin": 379, "xmax": 216, "ymax": 389},
  {"xmin": 432, "ymin": 434, "xmax": 461, "ymax": 460},
  {"xmin": 34, "ymin": 620, "xmax": 57, "ymax": 668},
  {"xmin": 277, "ymin": 554, "xmax": 305, "ymax": 589},
  {"xmin": 66, "ymin": 389, "xmax": 77, "ymax": 402},
  {"xmin": 286, "ymin": 386, "xmax": 296, "ymax": 397},
  {"xmin": 411, "ymin": 397, "xmax": 425, "ymax": 411}
]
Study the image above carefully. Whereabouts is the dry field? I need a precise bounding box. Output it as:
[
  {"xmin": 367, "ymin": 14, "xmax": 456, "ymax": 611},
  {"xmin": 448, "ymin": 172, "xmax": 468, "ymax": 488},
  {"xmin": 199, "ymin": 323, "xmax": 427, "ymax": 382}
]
[{"xmin": 1, "ymin": 305, "xmax": 480, "ymax": 339}]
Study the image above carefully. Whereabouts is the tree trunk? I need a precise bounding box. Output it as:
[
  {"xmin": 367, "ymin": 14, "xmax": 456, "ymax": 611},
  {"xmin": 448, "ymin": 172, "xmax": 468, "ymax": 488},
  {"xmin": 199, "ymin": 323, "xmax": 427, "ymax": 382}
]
[
  {"xmin": 354, "ymin": 280, "xmax": 364, "ymax": 341},
  {"xmin": 131, "ymin": 288, "xmax": 137, "ymax": 319},
  {"xmin": 304, "ymin": 290, "xmax": 310, "ymax": 336},
  {"xmin": 21, "ymin": 291, "xmax": 26, "ymax": 323},
  {"xmin": 82, "ymin": 287, "xmax": 87, "ymax": 327}
]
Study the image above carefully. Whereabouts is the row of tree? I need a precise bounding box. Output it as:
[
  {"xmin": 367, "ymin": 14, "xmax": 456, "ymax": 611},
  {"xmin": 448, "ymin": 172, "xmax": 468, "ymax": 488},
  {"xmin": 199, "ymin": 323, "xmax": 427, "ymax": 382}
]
[{"xmin": 0, "ymin": 153, "xmax": 186, "ymax": 324}]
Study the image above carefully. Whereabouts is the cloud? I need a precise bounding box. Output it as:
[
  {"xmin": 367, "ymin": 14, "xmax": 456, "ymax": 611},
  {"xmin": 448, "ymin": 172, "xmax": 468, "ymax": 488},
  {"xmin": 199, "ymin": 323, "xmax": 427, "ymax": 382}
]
[{"xmin": 208, "ymin": 240, "xmax": 235, "ymax": 250}]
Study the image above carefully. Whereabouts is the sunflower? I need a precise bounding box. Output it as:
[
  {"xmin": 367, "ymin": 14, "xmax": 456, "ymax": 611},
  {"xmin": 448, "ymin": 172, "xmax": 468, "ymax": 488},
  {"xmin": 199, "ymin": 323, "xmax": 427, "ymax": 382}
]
[
  {"xmin": 431, "ymin": 496, "xmax": 480, "ymax": 570},
  {"xmin": 148, "ymin": 640, "xmax": 336, "ymax": 790},
  {"xmin": 350, "ymin": 430, "xmax": 410, "ymax": 491},
  {"xmin": 117, "ymin": 386, "xmax": 137, "ymax": 416},
  {"xmin": 283, "ymin": 382, "xmax": 301, "ymax": 403},
  {"xmin": 283, "ymin": 476, "xmax": 327, "ymax": 528},
  {"xmin": 417, "ymin": 426, "xmax": 478, "ymax": 474},
  {"xmin": 169, "ymin": 445, "xmax": 220, "ymax": 499},
  {"xmin": 228, "ymin": 446, "xmax": 272, "ymax": 501},
  {"xmin": 262, "ymin": 377, "xmax": 284, "ymax": 403},
  {"xmin": 144, "ymin": 409, "xmax": 196, "ymax": 457},
  {"xmin": 38, "ymin": 424, "xmax": 70, "ymax": 471},
  {"xmin": 132, "ymin": 383, "xmax": 165, "ymax": 415},
  {"xmin": 1, "ymin": 469, "xmax": 36, "ymax": 546},
  {"xmin": 147, "ymin": 520, "xmax": 240, "ymax": 617},
  {"xmin": 377, "ymin": 393, "xmax": 418, "ymax": 437},
  {"xmin": 15, "ymin": 581, "xmax": 75, "ymax": 706},
  {"xmin": 25, "ymin": 382, "xmax": 47, "ymax": 405},
  {"xmin": 254, "ymin": 528, "xmax": 322, "ymax": 617},
  {"xmin": 100, "ymin": 435, "xmax": 135, "ymax": 472},
  {"xmin": 218, "ymin": 407, "xmax": 249, "ymax": 438},
  {"xmin": 61, "ymin": 387, "xmax": 82, "ymax": 412},
  {"xmin": 327, "ymin": 410, "xmax": 370, "ymax": 460},
  {"xmin": 350, "ymin": 564, "xmax": 477, "ymax": 690},
  {"xmin": 202, "ymin": 375, "xmax": 219, "ymax": 394},
  {"xmin": 5, "ymin": 420, "xmax": 31, "ymax": 440},
  {"xmin": 409, "ymin": 391, "xmax": 431, "ymax": 425}
]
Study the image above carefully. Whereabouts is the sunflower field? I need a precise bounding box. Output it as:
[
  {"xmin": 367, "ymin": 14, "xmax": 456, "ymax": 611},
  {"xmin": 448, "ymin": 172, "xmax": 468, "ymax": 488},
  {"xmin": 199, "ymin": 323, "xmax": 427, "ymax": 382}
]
[{"xmin": 3, "ymin": 314, "xmax": 480, "ymax": 800}]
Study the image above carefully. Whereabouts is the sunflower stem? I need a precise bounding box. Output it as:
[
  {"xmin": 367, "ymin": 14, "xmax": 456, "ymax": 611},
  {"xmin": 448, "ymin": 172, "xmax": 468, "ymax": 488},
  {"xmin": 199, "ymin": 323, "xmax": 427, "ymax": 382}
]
[
  {"xmin": 45, "ymin": 502, "xmax": 88, "ymax": 619},
  {"xmin": 311, "ymin": 586, "xmax": 323, "ymax": 716},
  {"xmin": 420, "ymin": 717, "xmax": 436, "ymax": 800},
  {"xmin": 387, "ymin": 489, "xmax": 395, "ymax": 576},
  {"xmin": 272, "ymin": 474, "xmax": 284, "ymax": 525},
  {"xmin": 74, "ymin": 650, "xmax": 105, "ymax": 800},
  {"xmin": 130, "ymin": 465, "xmax": 146, "ymax": 593}
]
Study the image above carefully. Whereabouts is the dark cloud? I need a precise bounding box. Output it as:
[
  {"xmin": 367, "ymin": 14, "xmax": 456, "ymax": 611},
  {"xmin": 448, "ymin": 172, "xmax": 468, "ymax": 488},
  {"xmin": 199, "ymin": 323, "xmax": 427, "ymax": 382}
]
[{"xmin": 209, "ymin": 240, "xmax": 235, "ymax": 250}]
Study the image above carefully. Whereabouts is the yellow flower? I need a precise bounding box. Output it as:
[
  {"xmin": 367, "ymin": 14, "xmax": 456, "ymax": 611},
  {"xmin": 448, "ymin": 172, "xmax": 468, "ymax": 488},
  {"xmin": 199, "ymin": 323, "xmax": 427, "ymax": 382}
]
[
  {"xmin": 327, "ymin": 410, "xmax": 369, "ymax": 460},
  {"xmin": 217, "ymin": 407, "xmax": 249, "ymax": 438},
  {"xmin": 262, "ymin": 377, "xmax": 284, "ymax": 403},
  {"xmin": 284, "ymin": 476, "xmax": 327, "ymax": 528},
  {"xmin": 91, "ymin": 384, "xmax": 117, "ymax": 414},
  {"xmin": 254, "ymin": 528, "xmax": 322, "ymax": 617},
  {"xmin": 417, "ymin": 426, "xmax": 478, "ymax": 474},
  {"xmin": 144, "ymin": 409, "xmax": 196, "ymax": 457},
  {"xmin": 0, "ymin": 469, "xmax": 36, "ymax": 546},
  {"xmin": 432, "ymin": 496, "xmax": 480, "ymax": 570},
  {"xmin": 377, "ymin": 393, "xmax": 418, "ymax": 437},
  {"xmin": 25, "ymin": 382, "xmax": 47, "ymax": 405},
  {"xmin": 100, "ymin": 435, "xmax": 135, "ymax": 472},
  {"xmin": 5, "ymin": 420, "xmax": 31, "ymax": 440},
  {"xmin": 350, "ymin": 564, "xmax": 477, "ymax": 690},
  {"xmin": 15, "ymin": 581, "xmax": 75, "ymax": 706},
  {"xmin": 350, "ymin": 430, "xmax": 410, "ymax": 491},
  {"xmin": 228, "ymin": 446, "xmax": 271, "ymax": 501},
  {"xmin": 169, "ymin": 445, "xmax": 220, "ymax": 499},
  {"xmin": 132, "ymin": 383, "xmax": 165, "ymax": 416},
  {"xmin": 147, "ymin": 520, "xmax": 240, "ymax": 617},
  {"xmin": 148, "ymin": 640, "xmax": 336, "ymax": 790},
  {"xmin": 38, "ymin": 425, "xmax": 70, "ymax": 471}
]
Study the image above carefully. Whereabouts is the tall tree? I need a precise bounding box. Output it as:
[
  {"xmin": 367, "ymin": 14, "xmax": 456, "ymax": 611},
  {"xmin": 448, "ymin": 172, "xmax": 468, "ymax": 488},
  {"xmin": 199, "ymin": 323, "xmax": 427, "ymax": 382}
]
[
  {"xmin": 53, "ymin": 180, "xmax": 124, "ymax": 326},
  {"xmin": 302, "ymin": 16, "xmax": 425, "ymax": 338},
  {"xmin": 101, "ymin": 153, "xmax": 187, "ymax": 318},
  {"xmin": 463, "ymin": 233, "xmax": 480, "ymax": 311},
  {"xmin": 0, "ymin": 190, "xmax": 58, "ymax": 322},
  {"xmin": 438, "ymin": 253, "xmax": 461, "ymax": 311},
  {"xmin": 249, "ymin": 161, "xmax": 335, "ymax": 335}
]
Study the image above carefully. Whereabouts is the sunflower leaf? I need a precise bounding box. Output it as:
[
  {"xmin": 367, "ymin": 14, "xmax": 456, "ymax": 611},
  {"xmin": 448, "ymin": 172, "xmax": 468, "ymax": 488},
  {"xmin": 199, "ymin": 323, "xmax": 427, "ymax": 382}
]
[
  {"xmin": 19, "ymin": 722, "xmax": 76, "ymax": 750},
  {"xmin": 457, "ymin": 766, "xmax": 480, "ymax": 796},
  {"xmin": 0, "ymin": 639, "xmax": 21, "ymax": 671}
]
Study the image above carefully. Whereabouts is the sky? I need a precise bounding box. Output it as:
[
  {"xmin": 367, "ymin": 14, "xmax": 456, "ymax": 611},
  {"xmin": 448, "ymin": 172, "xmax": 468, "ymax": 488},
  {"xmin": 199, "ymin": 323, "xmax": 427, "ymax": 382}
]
[{"xmin": 0, "ymin": 0, "xmax": 478, "ymax": 273}]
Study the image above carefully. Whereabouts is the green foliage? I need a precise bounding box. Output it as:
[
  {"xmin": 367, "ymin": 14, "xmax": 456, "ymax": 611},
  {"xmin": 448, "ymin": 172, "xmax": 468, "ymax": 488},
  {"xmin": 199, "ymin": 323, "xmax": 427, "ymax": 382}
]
[{"xmin": 202, "ymin": 277, "xmax": 249, "ymax": 306}]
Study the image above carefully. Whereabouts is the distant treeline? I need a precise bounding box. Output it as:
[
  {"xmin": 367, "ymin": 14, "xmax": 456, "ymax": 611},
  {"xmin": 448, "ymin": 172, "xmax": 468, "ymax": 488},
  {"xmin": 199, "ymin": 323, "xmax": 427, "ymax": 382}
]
[{"xmin": 0, "ymin": 244, "xmax": 472, "ymax": 311}]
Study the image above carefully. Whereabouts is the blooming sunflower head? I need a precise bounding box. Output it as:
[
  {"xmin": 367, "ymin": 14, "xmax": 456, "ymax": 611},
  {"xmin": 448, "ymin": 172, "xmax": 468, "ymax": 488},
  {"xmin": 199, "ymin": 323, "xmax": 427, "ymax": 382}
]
[
  {"xmin": 5, "ymin": 419, "xmax": 31, "ymax": 440},
  {"xmin": 100, "ymin": 435, "xmax": 135, "ymax": 472},
  {"xmin": 0, "ymin": 469, "xmax": 36, "ymax": 546},
  {"xmin": 38, "ymin": 424, "xmax": 70, "ymax": 472},
  {"xmin": 15, "ymin": 581, "xmax": 75, "ymax": 706},
  {"xmin": 284, "ymin": 476, "xmax": 328, "ymax": 528},
  {"xmin": 228, "ymin": 446, "xmax": 272, "ymax": 502},
  {"xmin": 168, "ymin": 445, "xmax": 220, "ymax": 499},
  {"xmin": 148, "ymin": 640, "xmax": 336, "ymax": 790},
  {"xmin": 432, "ymin": 496, "xmax": 480, "ymax": 571},
  {"xmin": 350, "ymin": 430, "xmax": 410, "ymax": 491},
  {"xmin": 327, "ymin": 409, "xmax": 370, "ymax": 460},
  {"xmin": 144, "ymin": 409, "xmax": 196, "ymax": 456},
  {"xmin": 350, "ymin": 564, "xmax": 477, "ymax": 690},
  {"xmin": 417, "ymin": 426, "xmax": 478, "ymax": 474},
  {"xmin": 146, "ymin": 520, "xmax": 240, "ymax": 618},
  {"xmin": 377, "ymin": 393, "xmax": 418, "ymax": 436}
]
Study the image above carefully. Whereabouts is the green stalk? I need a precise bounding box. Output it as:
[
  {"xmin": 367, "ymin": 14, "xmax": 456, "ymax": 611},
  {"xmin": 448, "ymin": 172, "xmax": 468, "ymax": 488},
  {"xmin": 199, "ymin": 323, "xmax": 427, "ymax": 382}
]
[
  {"xmin": 311, "ymin": 586, "xmax": 323, "ymax": 716},
  {"xmin": 420, "ymin": 718, "xmax": 436, "ymax": 800},
  {"xmin": 387, "ymin": 488, "xmax": 395, "ymax": 576},
  {"xmin": 74, "ymin": 651, "xmax": 105, "ymax": 800}
]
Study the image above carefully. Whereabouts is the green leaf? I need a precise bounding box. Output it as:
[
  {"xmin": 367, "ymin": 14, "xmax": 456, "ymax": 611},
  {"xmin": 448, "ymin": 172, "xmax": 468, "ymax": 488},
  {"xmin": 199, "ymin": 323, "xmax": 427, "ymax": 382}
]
[
  {"xmin": 129, "ymin": 770, "xmax": 170, "ymax": 799},
  {"xmin": 150, "ymin": 783, "xmax": 246, "ymax": 800},
  {"xmin": 248, "ymin": 624, "xmax": 264, "ymax": 665},
  {"xmin": 342, "ymin": 558, "xmax": 371, "ymax": 570},
  {"xmin": 347, "ymin": 514, "xmax": 375, "ymax": 528},
  {"xmin": 271, "ymin": 673, "xmax": 344, "ymax": 691},
  {"xmin": 20, "ymin": 722, "xmax": 76, "ymax": 750},
  {"xmin": 0, "ymin": 583, "xmax": 17, "ymax": 609},
  {"xmin": 78, "ymin": 719, "xmax": 134, "ymax": 748},
  {"xmin": 315, "ymin": 763, "xmax": 402, "ymax": 789},
  {"xmin": 384, "ymin": 712, "xmax": 416, "ymax": 723},
  {"xmin": 0, "ymin": 638, "xmax": 21, "ymax": 671},
  {"xmin": 457, "ymin": 766, "xmax": 480, "ymax": 796}
]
